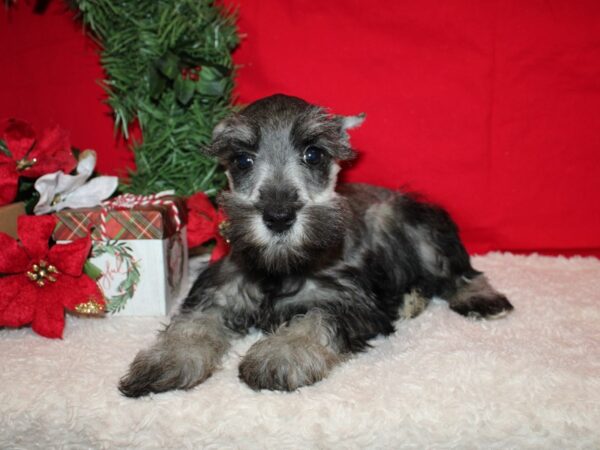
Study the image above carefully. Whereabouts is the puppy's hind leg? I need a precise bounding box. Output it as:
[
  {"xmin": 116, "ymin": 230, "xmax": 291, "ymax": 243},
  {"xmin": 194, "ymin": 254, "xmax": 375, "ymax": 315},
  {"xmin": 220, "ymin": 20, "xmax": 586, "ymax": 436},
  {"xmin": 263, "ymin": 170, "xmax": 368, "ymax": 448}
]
[
  {"xmin": 449, "ymin": 274, "xmax": 513, "ymax": 319},
  {"xmin": 400, "ymin": 199, "xmax": 513, "ymax": 320},
  {"xmin": 118, "ymin": 312, "xmax": 232, "ymax": 397}
]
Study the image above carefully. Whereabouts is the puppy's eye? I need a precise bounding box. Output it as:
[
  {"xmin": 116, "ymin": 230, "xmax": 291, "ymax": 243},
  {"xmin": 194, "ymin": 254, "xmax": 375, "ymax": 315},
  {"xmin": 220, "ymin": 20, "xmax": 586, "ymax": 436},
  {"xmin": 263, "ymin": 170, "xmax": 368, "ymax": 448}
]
[
  {"xmin": 232, "ymin": 153, "xmax": 254, "ymax": 170},
  {"xmin": 303, "ymin": 146, "xmax": 324, "ymax": 166}
]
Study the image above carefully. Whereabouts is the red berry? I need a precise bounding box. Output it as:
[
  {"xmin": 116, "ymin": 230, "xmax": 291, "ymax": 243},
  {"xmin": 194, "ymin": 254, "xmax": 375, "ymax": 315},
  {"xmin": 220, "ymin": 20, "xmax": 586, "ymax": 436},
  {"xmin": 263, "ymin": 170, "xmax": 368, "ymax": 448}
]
[{"xmin": 189, "ymin": 72, "xmax": 199, "ymax": 81}]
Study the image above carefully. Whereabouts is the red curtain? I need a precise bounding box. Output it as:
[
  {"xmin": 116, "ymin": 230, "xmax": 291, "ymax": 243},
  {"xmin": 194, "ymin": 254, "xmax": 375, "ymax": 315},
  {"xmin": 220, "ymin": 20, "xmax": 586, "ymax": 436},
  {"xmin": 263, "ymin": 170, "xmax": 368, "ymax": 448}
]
[
  {"xmin": 0, "ymin": 2, "xmax": 134, "ymax": 177},
  {"xmin": 1, "ymin": 1, "xmax": 599, "ymax": 256}
]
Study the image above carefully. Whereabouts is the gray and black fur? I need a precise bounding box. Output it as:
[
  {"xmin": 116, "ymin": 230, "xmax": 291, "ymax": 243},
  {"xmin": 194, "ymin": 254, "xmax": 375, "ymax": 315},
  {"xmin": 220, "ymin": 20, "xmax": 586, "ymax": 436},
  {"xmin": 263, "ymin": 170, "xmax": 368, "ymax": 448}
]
[{"xmin": 119, "ymin": 94, "xmax": 513, "ymax": 396}]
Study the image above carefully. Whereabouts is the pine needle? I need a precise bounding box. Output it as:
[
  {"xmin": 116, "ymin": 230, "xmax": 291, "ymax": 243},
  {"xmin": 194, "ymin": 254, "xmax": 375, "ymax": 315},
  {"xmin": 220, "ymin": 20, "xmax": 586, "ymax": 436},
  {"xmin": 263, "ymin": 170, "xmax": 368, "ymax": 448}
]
[{"xmin": 75, "ymin": 0, "xmax": 238, "ymax": 196}]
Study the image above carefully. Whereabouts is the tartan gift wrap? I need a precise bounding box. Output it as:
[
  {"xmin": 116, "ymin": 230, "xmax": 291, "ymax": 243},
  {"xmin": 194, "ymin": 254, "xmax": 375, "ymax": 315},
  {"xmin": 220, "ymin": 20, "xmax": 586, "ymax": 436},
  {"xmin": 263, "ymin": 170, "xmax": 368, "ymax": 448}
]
[
  {"xmin": 52, "ymin": 196, "xmax": 187, "ymax": 240},
  {"xmin": 52, "ymin": 196, "xmax": 188, "ymax": 316}
]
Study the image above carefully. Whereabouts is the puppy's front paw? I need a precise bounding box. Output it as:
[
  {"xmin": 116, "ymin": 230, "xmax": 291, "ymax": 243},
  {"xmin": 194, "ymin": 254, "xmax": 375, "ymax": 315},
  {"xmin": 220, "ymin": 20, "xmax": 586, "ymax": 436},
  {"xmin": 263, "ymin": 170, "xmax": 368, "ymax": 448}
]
[
  {"xmin": 118, "ymin": 347, "xmax": 210, "ymax": 398},
  {"xmin": 118, "ymin": 349, "xmax": 171, "ymax": 398},
  {"xmin": 239, "ymin": 334, "xmax": 340, "ymax": 391},
  {"xmin": 119, "ymin": 315, "xmax": 231, "ymax": 397}
]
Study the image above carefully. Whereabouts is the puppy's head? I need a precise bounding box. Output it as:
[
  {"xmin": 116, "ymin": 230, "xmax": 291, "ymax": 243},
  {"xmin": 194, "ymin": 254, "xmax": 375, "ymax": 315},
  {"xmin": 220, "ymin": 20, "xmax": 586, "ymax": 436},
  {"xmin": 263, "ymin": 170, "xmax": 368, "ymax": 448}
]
[{"xmin": 207, "ymin": 94, "xmax": 365, "ymax": 273}]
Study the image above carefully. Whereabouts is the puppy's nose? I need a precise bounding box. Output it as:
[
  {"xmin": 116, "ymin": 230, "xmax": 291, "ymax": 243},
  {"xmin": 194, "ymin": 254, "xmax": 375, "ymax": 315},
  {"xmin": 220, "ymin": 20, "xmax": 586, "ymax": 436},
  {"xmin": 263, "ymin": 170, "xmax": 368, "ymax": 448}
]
[{"xmin": 263, "ymin": 207, "xmax": 296, "ymax": 233}]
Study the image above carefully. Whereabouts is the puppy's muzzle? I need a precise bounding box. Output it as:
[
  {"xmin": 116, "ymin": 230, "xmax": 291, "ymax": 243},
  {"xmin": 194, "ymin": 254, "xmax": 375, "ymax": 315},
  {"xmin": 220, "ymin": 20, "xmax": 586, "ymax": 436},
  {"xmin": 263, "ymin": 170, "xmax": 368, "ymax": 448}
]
[
  {"xmin": 262, "ymin": 205, "xmax": 297, "ymax": 233},
  {"xmin": 258, "ymin": 186, "xmax": 303, "ymax": 233}
]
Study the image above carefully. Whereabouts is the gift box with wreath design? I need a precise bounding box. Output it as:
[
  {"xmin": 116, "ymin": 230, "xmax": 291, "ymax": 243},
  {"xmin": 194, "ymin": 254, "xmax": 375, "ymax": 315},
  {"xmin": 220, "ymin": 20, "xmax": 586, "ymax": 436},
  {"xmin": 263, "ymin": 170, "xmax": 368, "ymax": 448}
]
[{"xmin": 52, "ymin": 196, "xmax": 188, "ymax": 316}]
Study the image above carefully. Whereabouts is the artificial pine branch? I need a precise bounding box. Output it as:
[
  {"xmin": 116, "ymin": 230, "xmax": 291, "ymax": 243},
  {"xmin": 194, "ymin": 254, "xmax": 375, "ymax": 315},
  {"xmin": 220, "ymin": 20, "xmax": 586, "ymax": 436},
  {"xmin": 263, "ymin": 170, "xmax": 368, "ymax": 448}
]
[{"xmin": 74, "ymin": 0, "xmax": 239, "ymax": 196}]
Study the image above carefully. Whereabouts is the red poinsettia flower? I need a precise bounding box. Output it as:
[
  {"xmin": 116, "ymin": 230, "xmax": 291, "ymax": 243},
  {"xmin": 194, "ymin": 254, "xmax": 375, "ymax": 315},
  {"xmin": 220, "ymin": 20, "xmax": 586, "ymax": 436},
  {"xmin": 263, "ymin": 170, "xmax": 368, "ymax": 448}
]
[
  {"xmin": 186, "ymin": 192, "xmax": 230, "ymax": 262},
  {"xmin": 0, "ymin": 215, "xmax": 105, "ymax": 338},
  {"xmin": 0, "ymin": 118, "xmax": 77, "ymax": 206}
]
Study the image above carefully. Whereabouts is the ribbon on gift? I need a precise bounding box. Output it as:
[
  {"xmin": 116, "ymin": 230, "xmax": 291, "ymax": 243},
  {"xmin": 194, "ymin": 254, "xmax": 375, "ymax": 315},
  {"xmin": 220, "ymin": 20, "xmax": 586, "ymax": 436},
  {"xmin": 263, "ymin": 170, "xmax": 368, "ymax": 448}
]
[{"xmin": 99, "ymin": 191, "xmax": 182, "ymax": 240}]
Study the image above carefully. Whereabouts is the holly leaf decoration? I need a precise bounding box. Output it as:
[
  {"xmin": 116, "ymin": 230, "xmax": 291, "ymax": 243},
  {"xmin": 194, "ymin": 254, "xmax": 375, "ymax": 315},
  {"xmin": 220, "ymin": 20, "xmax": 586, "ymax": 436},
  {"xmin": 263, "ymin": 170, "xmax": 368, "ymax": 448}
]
[
  {"xmin": 197, "ymin": 66, "xmax": 227, "ymax": 97},
  {"xmin": 174, "ymin": 76, "xmax": 196, "ymax": 105},
  {"xmin": 148, "ymin": 66, "xmax": 167, "ymax": 100},
  {"xmin": 156, "ymin": 52, "xmax": 180, "ymax": 80}
]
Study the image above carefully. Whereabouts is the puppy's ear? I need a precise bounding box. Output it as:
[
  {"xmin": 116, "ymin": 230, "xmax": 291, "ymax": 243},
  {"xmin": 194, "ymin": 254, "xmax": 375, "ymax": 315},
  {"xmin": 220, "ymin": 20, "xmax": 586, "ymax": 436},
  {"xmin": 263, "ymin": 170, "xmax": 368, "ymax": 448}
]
[
  {"xmin": 334, "ymin": 113, "xmax": 366, "ymax": 155},
  {"xmin": 340, "ymin": 113, "xmax": 366, "ymax": 131},
  {"xmin": 211, "ymin": 118, "xmax": 231, "ymax": 142}
]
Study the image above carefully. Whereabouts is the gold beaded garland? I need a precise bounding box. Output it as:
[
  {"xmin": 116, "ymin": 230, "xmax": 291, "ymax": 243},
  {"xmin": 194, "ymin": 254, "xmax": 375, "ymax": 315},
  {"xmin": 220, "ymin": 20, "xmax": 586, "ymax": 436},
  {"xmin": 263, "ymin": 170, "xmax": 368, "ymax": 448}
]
[{"xmin": 74, "ymin": 299, "xmax": 105, "ymax": 315}]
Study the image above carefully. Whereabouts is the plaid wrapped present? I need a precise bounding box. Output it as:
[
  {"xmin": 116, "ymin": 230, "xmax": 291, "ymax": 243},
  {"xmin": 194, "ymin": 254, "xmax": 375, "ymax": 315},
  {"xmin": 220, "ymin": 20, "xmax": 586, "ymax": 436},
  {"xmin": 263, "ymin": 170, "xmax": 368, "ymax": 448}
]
[
  {"xmin": 53, "ymin": 196, "xmax": 187, "ymax": 241},
  {"xmin": 52, "ymin": 194, "xmax": 188, "ymax": 316}
]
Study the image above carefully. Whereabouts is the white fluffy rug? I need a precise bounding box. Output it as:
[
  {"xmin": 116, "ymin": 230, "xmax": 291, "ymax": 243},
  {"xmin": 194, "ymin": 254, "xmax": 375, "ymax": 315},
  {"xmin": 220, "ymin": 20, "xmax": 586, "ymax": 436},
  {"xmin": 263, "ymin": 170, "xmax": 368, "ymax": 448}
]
[{"xmin": 1, "ymin": 253, "xmax": 599, "ymax": 449}]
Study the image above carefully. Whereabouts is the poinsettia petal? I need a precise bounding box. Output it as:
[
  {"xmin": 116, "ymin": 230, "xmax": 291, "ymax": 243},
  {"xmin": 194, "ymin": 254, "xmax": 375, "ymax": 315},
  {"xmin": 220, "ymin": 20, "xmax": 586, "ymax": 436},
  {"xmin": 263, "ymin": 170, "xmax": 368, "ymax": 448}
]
[
  {"xmin": 0, "ymin": 150, "xmax": 11, "ymax": 164},
  {"xmin": 187, "ymin": 191, "xmax": 218, "ymax": 217},
  {"xmin": 210, "ymin": 236, "xmax": 230, "ymax": 263},
  {"xmin": 17, "ymin": 215, "xmax": 56, "ymax": 261},
  {"xmin": 57, "ymin": 176, "xmax": 119, "ymax": 210},
  {"xmin": 0, "ymin": 165, "xmax": 19, "ymax": 206},
  {"xmin": 32, "ymin": 171, "xmax": 63, "ymax": 215},
  {"xmin": 24, "ymin": 124, "xmax": 76, "ymax": 178},
  {"xmin": 33, "ymin": 170, "xmax": 94, "ymax": 215},
  {"xmin": 74, "ymin": 150, "xmax": 97, "ymax": 178},
  {"xmin": 48, "ymin": 236, "xmax": 91, "ymax": 276},
  {"xmin": 187, "ymin": 213, "xmax": 218, "ymax": 248},
  {"xmin": 0, "ymin": 118, "xmax": 36, "ymax": 161},
  {"xmin": 216, "ymin": 208, "xmax": 228, "ymax": 224},
  {"xmin": 0, "ymin": 232, "xmax": 31, "ymax": 273},
  {"xmin": 0, "ymin": 275, "xmax": 37, "ymax": 328},
  {"xmin": 31, "ymin": 286, "xmax": 65, "ymax": 339},
  {"xmin": 60, "ymin": 274, "xmax": 105, "ymax": 312},
  {"xmin": 35, "ymin": 150, "xmax": 98, "ymax": 209}
]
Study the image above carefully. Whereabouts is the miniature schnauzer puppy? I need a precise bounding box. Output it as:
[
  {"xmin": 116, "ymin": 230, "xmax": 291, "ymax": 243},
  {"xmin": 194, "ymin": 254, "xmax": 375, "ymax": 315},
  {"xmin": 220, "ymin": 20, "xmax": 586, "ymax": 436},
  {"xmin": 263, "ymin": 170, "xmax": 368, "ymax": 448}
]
[{"xmin": 119, "ymin": 94, "xmax": 513, "ymax": 396}]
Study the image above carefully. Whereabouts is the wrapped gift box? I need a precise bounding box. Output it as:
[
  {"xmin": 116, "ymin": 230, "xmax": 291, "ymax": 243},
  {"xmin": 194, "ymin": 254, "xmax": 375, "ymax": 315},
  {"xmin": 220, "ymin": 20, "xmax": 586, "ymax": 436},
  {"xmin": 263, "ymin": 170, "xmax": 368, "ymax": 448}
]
[
  {"xmin": 53, "ymin": 197, "xmax": 188, "ymax": 316},
  {"xmin": 0, "ymin": 202, "xmax": 26, "ymax": 239}
]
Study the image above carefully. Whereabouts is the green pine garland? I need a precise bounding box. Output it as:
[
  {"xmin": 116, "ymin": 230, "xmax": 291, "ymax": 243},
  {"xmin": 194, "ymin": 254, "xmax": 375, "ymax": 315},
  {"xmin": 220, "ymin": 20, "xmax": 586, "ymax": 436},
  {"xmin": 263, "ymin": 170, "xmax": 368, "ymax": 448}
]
[{"xmin": 74, "ymin": 0, "xmax": 239, "ymax": 196}]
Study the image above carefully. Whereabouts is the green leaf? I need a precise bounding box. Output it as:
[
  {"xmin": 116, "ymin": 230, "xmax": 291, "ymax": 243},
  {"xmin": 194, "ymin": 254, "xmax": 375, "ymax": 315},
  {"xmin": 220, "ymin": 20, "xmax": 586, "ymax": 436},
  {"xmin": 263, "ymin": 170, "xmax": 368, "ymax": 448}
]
[
  {"xmin": 23, "ymin": 192, "xmax": 40, "ymax": 215},
  {"xmin": 174, "ymin": 76, "xmax": 196, "ymax": 105},
  {"xmin": 103, "ymin": 245, "xmax": 116, "ymax": 256},
  {"xmin": 197, "ymin": 66, "xmax": 226, "ymax": 96},
  {"xmin": 200, "ymin": 66, "xmax": 220, "ymax": 81},
  {"xmin": 197, "ymin": 78, "xmax": 227, "ymax": 97},
  {"xmin": 84, "ymin": 260, "xmax": 104, "ymax": 280},
  {"xmin": 0, "ymin": 139, "xmax": 11, "ymax": 158},
  {"xmin": 156, "ymin": 52, "xmax": 180, "ymax": 80},
  {"xmin": 148, "ymin": 66, "xmax": 166, "ymax": 100},
  {"xmin": 15, "ymin": 177, "xmax": 39, "ymax": 212},
  {"xmin": 18, "ymin": 177, "xmax": 34, "ymax": 191},
  {"xmin": 106, "ymin": 294, "xmax": 129, "ymax": 313}
]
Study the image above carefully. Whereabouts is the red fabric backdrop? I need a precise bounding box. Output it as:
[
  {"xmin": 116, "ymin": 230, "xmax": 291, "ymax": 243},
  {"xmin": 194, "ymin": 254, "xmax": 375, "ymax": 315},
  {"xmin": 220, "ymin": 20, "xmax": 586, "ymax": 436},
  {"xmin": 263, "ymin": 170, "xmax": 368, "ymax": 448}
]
[{"xmin": 1, "ymin": 1, "xmax": 599, "ymax": 256}]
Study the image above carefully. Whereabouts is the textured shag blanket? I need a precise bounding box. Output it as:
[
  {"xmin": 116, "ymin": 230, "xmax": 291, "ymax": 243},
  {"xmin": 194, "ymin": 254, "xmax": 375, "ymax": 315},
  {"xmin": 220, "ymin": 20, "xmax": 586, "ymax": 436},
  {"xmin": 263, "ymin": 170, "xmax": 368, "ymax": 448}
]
[{"xmin": 1, "ymin": 253, "xmax": 599, "ymax": 449}]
